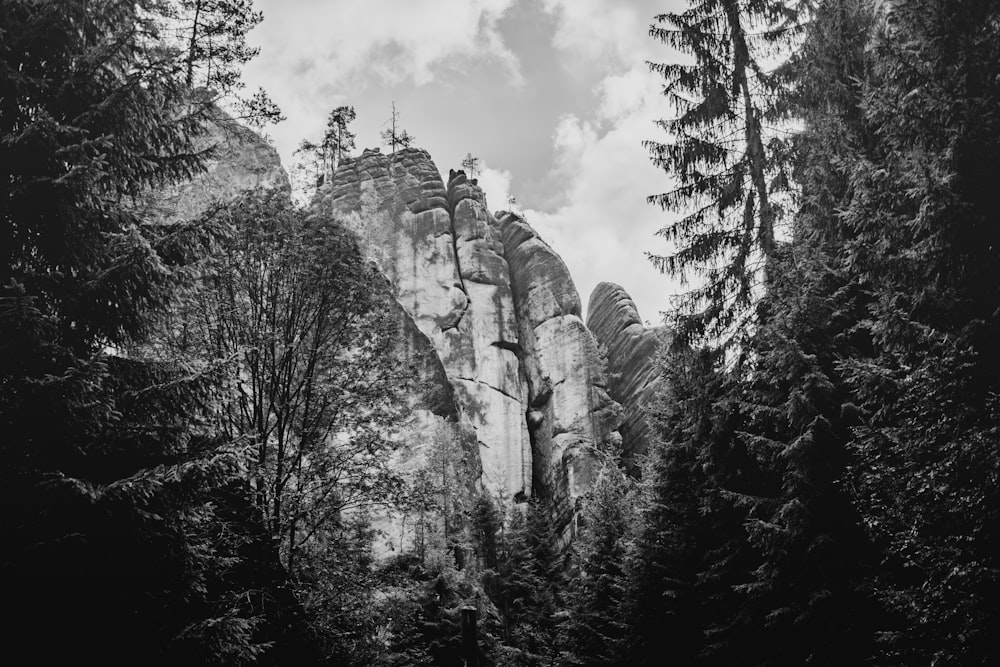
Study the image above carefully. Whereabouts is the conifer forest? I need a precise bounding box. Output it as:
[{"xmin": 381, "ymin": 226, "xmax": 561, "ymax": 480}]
[{"xmin": 2, "ymin": 1, "xmax": 999, "ymax": 665}]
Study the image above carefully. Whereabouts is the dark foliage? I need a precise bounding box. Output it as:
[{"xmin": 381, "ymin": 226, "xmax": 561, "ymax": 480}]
[{"xmin": 0, "ymin": 0, "xmax": 258, "ymax": 661}]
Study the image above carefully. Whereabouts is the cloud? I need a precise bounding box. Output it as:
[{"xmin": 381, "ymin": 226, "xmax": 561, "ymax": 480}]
[
  {"xmin": 596, "ymin": 67, "xmax": 660, "ymax": 123},
  {"xmin": 517, "ymin": 63, "xmax": 682, "ymax": 324},
  {"xmin": 477, "ymin": 163, "xmax": 513, "ymax": 214},
  {"xmin": 548, "ymin": 114, "xmax": 599, "ymax": 186},
  {"xmin": 249, "ymin": 0, "xmax": 521, "ymax": 90},
  {"xmin": 242, "ymin": 0, "xmax": 524, "ymax": 183},
  {"xmin": 540, "ymin": 0, "xmax": 663, "ymax": 67}
]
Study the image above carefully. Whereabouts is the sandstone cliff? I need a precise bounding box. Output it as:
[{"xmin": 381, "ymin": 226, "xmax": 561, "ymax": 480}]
[
  {"xmin": 319, "ymin": 149, "xmax": 531, "ymax": 502},
  {"xmin": 149, "ymin": 119, "xmax": 633, "ymax": 548},
  {"xmin": 318, "ymin": 148, "xmax": 623, "ymax": 543},
  {"xmin": 587, "ymin": 282, "xmax": 668, "ymax": 465},
  {"xmin": 141, "ymin": 105, "xmax": 290, "ymax": 222},
  {"xmin": 500, "ymin": 213, "xmax": 621, "ymax": 538}
]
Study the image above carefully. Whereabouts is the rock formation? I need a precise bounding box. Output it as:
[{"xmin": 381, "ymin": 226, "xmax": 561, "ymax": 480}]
[
  {"xmin": 320, "ymin": 150, "xmax": 531, "ymax": 502},
  {"xmin": 148, "ymin": 117, "xmax": 637, "ymax": 548},
  {"xmin": 587, "ymin": 282, "xmax": 668, "ymax": 466},
  {"xmin": 140, "ymin": 105, "xmax": 290, "ymax": 222},
  {"xmin": 317, "ymin": 148, "xmax": 623, "ymax": 543},
  {"xmin": 500, "ymin": 213, "xmax": 621, "ymax": 538}
]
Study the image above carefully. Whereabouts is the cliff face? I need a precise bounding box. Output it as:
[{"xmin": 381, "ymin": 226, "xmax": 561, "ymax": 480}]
[
  {"xmin": 141, "ymin": 106, "xmax": 290, "ymax": 222},
  {"xmin": 318, "ymin": 148, "xmax": 622, "ymax": 542},
  {"xmin": 500, "ymin": 213, "xmax": 621, "ymax": 538},
  {"xmin": 320, "ymin": 149, "xmax": 531, "ymax": 501},
  {"xmin": 155, "ymin": 123, "xmax": 634, "ymax": 546},
  {"xmin": 587, "ymin": 282, "xmax": 668, "ymax": 464}
]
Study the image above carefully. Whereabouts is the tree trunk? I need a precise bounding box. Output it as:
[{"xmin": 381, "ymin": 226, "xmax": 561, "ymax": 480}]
[{"xmin": 185, "ymin": 0, "xmax": 202, "ymax": 87}]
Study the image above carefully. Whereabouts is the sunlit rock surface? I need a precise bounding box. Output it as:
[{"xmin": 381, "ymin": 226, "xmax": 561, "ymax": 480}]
[
  {"xmin": 319, "ymin": 149, "xmax": 531, "ymax": 500},
  {"xmin": 587, "ymin": 282, "xmax": 668, "ymax": 466},
  {"xmin": 320, "ymin": 148, "xmax": 624, "ymax": 546},
  {"xmin": 499, "ymin": 212, "xmax": 622, "ymax": 545},
  {"xmin": 141, "ymin": 105, "xmax": 289, "ymax": 221}
]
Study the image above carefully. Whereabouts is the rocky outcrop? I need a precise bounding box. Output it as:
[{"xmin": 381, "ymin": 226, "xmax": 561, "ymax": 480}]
[
  {"xmin": 319, "ymin": 149, "xmax": 531, "ymax": 500},
  {"xmin": 141, "ymin": 105, "xmax": 289, "ymax": 222},
  {"xmin": 587, "ymin": 282, "xmax": 668, "ymax": 466},
  {"xmin": 319, "ymin": 148, "xmax": 624, "ymax": 546},
  {"xmin": 499, "ymin": 213, "xmax": 621, "ymax": 543},
  {"xmin": 146, "ymin": 120, "xmax": 635, "ymax": 551},
  {"xmin": 371, "ymin": 299, "xmax": 482, "ymax": 555}
]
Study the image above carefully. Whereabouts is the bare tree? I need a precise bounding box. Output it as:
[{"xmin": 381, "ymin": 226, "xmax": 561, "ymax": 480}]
[
  {"xmin": 461, "ymin": 153, "xmax": 479, "ymax": 178},
  {"xmin": 381, "ymin": 101, "xmax": 415, "ymax": 153}
]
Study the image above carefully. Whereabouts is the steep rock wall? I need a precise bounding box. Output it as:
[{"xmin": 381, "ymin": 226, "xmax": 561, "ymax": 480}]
[
  {"xmin": 141, "ymin": 105, "xmax": 290, "ymax": 222},
  {"xmin": 318, "ymin": 149, "xmax": 531, "ymax": 500},
  {"xmin": 587, "ymin": 282, "xmax": 667, "ymax": 466},
  {"xmin": 319, "ymin": 148, "xmax": 624, "ymax": 546},
  {"xmin": 500, "ymin": 213, "xmax": 621, "ymax": 543},
  {"xmin": 373, "ymin": 299, "xmax": 482, "ymax": 555}
]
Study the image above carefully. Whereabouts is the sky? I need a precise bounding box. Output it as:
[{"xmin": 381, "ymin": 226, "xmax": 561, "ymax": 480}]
[{"xmin": 242, "ymin": 0, "xmax": 687, "ymax": 324}]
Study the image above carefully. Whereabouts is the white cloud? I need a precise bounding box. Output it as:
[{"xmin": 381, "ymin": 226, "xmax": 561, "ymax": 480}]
[
  {"xmin": 519, "ymin": 64, "xmax": 681, "ymax": 324},
  {"xmin": 243, "ymin": 0, "xmax": 522, "ymax": 164},
  {"xmin": 477, "ymin": 163, "xmax": 513, "ymax": 214},
  {"xmin": 249, "ymin": 0, "xmax": 521, "ymax": 89},
  {"xmin": 540, "ymin": 0, "xmax": 663, "ymax": 67},
  {"xmin": 548, "ymin": 114, "xmax": 598, "ymax": 185},
  {"xmin": 596, "ymin": 67, "xmax": 659, "ymax": 123}
]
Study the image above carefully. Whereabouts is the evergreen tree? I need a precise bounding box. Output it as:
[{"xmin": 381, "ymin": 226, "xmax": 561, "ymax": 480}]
[
  {"xmin": 0, "ymin": 1, "xmax": 263, "ymax": 661},
  {"xmin": 325, "ymin": 105, "xmax": 357, "ymax": 170},
  {"xmin": 645, "ymin": 0, "xmax": 801, "ymax": 345},
  {"xmin": 382, "ymin": 102, "xmax": 416, "ymax": 153},
  {"xmin": 167, "ymin": 0, "xmax": 282, "ymax": 126},
  {"xmin": 623, "ymin": 346, "xmax": 764, "ymax": 666},
  {"xmin": 717, "ymin": 2, "xmax": 880, "ymax": 663},
  {"xmin": 492, "ymin": 499, "xmax": 564, "ymax": 666},
  {"xmin": 560, "ymin": 467, "xmax": 634, "ymax": 667},
  {"xmin": 472, "ymin": 494, "xmax": 502, "ymax": 571},
  {"xmin": 462, "ymin": 153, "xmax": 480, "ymax": 178},
  {"xmin": 840, "ymin": 1, "xmax": 1000, "ymax": 663}
]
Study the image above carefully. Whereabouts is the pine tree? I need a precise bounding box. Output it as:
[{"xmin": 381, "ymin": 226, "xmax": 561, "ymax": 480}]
[
  {"xmin": 472, "ymin": 494, "xmax": 502, "ymax": 571},
  {"xmin": 167, "ymin": 0, "xmax": 282, "ymax": 125},
  {"xmin": 623, "ymin": 346, "xmax": 765, "ymax": 666},
  {"xmin": 461, "ymin": 153, "xmax": 480, "ymax": 178},
  {"xmin": 0, "ymin": 1, "xmax": 261, "ymax": 661},
  {"xmin": 720, "ymin": 2, "xmax": 880, "ymax": 663},
  {"xmin": 560, "ymin": 467, "xmax": 635, "ymax": 667},
  {"xmin": 381, "ymin": 102, "xmax": 416, "ymax": 153},
  {"xmin": 645, "ymin": 0, "xmax": 802, "ymax": 345},
  {"xmin": 491, "ymin": 499, "xmax": 564, "ymax": 666},
  {"xmin": 325, "ymin": 105, "xmax": 357, "ymax": 171},
  {"xmin": 840, "ymin": 1, "xmax": 1000, "ymax": 663}
]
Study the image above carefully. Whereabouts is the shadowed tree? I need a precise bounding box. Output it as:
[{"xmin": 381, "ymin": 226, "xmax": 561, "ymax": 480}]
[{"xmin": 0, "ymin": 1, "xmax": 269, "ymax": 662}]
